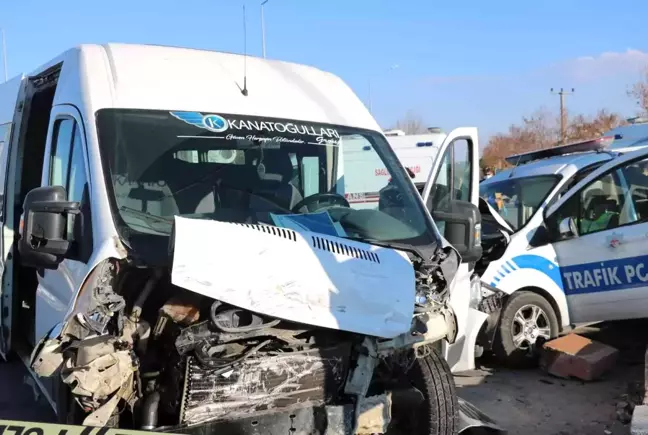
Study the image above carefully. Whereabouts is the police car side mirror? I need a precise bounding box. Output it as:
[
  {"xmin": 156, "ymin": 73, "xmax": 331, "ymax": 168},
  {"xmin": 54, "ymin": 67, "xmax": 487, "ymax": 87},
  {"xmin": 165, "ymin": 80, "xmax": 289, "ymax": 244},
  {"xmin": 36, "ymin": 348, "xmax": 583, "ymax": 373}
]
[
  {"xmin": 528, "ymin": 225, "xmax": 550, "ymax": 248},
  {"xmin": 558, "ymin": 217, "xmax": 579, "ymax": 239},
  {"xmin": 18, "ymin": 185, "xmax": 80, "ymax": 270}
]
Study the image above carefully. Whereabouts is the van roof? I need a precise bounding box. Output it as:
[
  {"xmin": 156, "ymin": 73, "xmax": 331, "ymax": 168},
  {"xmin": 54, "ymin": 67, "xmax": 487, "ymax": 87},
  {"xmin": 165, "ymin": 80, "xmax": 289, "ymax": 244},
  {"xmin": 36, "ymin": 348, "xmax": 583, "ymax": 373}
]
[{"xmin": 23, "ymin": 43, "xmax": 380, "ymax": 131}]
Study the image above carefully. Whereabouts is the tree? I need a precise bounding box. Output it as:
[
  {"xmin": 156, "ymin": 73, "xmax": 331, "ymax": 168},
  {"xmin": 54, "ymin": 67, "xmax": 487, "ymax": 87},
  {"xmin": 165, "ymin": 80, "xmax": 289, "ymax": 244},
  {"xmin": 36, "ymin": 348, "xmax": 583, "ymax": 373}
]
[
  {"xmin": 481, "ymin": 109, "xmax": 557, "ymax": 170},
  {"xmin": 565, "ymin": 109, "xmax": 627, "ymax": 143},
  {"xmin": 627, "ymin": 67, "xmax": 648, "ymax": 115},
  {"xmin": 482, "ymin": 108, "xmax": 625, "ymax": 170},
  {"xmin": 392, "ymin": 111, "xmax": 427, "ymax": 134}
]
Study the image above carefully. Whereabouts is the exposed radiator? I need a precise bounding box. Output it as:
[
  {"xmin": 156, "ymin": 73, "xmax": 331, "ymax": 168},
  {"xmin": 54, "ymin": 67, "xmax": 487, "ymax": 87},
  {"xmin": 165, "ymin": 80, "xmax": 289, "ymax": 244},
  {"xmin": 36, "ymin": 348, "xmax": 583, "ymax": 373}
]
[{"xmin": 179, "ymin": 343, "xmax": 352, "ymax": 426}]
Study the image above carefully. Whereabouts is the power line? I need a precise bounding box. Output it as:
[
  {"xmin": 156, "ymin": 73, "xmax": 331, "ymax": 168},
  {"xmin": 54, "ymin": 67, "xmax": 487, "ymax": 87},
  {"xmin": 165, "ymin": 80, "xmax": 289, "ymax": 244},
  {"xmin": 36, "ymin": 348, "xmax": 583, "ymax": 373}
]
[{"xmin": 550, "ymin": 87, "xmax": 575, "ymax": 144}]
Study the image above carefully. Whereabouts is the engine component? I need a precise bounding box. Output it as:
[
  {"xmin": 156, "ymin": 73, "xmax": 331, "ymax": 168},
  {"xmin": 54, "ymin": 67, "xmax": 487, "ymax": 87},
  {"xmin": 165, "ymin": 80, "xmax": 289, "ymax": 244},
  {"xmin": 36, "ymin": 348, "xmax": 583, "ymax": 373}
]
[
  {"xmin": 177, "ymin": 342, "xmax": 352, "ymax": 425},
  {"xmin": 174, "ymin": 320, "xmax": 308, "ymax": 355},
  {"xmin": 153, "ymin": 296, "xmax": 201, "ymax": 340},
  {"xmin": 209, "ymin": 300, "xmax": 280, "ymax": 333},
  {"xmin": 60, "ymin": 336, "xmax": 138, "ymax": 426},
  {"xmin": 131, "ymin": 268, "xmax": 164, "ymax": 322},
  {"xmin": 83, "ymin": 261, "xmax": 126, "ymax": 335},
  {"xmin": 141, "ymin": 391, "xmax": 161, "ymax": 430}
]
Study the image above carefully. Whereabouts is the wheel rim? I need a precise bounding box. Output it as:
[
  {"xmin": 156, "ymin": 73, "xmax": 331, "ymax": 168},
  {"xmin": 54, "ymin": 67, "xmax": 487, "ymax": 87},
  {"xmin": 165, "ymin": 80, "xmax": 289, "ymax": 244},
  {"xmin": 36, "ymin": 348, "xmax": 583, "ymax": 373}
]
[{"xmin": 511, "ymin": 304, "xmax": 551, "ymax": 350}]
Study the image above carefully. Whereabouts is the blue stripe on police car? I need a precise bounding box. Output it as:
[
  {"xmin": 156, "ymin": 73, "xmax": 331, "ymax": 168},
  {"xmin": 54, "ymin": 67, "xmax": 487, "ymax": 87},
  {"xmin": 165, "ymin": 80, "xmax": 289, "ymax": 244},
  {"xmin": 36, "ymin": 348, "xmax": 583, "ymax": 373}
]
[{"xmin": 489, "ymin": 254, "xmax": 563, "ymax": 291}]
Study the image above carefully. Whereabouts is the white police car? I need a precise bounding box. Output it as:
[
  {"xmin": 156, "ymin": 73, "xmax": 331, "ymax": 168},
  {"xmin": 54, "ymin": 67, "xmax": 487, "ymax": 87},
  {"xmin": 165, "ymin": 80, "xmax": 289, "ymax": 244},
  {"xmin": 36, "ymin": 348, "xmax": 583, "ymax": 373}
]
[{"xmin": 476, "ymin": 135, "xmax": 648, "ymax": 366}]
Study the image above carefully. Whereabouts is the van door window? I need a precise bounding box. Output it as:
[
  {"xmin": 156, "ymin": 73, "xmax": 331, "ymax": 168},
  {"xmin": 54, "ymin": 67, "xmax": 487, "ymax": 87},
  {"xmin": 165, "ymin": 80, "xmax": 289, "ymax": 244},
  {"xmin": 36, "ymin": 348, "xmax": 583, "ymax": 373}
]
[
  {"xmin": 49, "ymin": 119, "xmax": 75, "ymax": 187},
  {"xmin": 429, "ymin": 139, "xmax": 472, "ymax": 210},
  {"xmin": 66, "ymin": 126, "xmax": 88, "ymax": 240},
  {"xmin": 0, "ymin": 122, "xmax": 11, "ymax": 206},
  {"xmin": 453, "ymin": 139, "xmax": 471, "ymax": 202},
  {"xmin": 48, "ymin": 118, "xmax": 89, "ymax": 244}
]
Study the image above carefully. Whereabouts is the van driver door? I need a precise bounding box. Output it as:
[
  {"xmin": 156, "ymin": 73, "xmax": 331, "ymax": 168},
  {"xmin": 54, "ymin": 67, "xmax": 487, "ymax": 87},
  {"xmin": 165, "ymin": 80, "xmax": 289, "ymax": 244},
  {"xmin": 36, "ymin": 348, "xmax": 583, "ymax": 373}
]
[
  {"xmin": 421, "ymin": 127, "xmax": 482, "ymax": 372},
  {"xmin": 34, "ymin": 105, "xmax": 94, "ymax": 345}
]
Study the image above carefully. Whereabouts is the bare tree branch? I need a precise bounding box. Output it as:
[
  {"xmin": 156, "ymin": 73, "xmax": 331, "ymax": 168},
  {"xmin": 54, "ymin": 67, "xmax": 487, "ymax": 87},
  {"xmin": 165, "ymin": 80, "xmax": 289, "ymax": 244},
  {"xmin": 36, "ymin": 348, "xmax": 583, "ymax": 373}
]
[
  {"xmin": 482, "ymin": 107, "xmax": 626, "ymax": 170},
  {"xmin": 627, "ymin": 67, "xmax": 648, "ymax": 115},
  {"xmin": 392, "ymin": 111, "xmax": 427, "ymax": 134}
]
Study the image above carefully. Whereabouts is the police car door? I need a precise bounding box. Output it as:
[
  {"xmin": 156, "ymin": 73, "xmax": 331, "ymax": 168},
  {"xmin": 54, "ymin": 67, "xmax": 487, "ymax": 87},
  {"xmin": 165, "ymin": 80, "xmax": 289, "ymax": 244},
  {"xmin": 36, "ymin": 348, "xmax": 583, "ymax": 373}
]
[
  {"xmin": 421, "ymin": 127, "xmax": 480, "ymax": 371},
  {"xmin": 544, "ymin": 146, "xmax": 648, "ymax": 323}
]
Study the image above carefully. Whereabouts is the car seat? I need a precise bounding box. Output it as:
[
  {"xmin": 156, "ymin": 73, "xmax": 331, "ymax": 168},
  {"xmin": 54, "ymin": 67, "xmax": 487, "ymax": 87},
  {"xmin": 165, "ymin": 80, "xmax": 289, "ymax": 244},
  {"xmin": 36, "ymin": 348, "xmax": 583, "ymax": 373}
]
[{"xmin": 251, "ymin": 149, "xmax": 304, "ymax": 212}]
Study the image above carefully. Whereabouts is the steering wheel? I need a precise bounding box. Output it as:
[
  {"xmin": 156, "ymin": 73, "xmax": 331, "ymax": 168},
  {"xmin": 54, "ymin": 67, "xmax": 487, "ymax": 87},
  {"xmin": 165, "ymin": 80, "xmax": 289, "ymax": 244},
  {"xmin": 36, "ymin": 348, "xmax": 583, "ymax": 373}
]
[{"xmin": 291, "ymin": 193, "xmax": 350, "ymax": 213}]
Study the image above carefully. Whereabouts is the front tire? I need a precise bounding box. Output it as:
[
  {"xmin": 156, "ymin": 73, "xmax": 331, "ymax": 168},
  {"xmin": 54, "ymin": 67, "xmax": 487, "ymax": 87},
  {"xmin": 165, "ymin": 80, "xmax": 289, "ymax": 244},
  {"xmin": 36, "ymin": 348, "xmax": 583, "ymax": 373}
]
[
  {"xmin": 405, "ymin": 348, "xmax": 458, "ymax": 435},
  {"xmin": 493, "ymin": 290, "xmax": 559, "ymax": 368}
]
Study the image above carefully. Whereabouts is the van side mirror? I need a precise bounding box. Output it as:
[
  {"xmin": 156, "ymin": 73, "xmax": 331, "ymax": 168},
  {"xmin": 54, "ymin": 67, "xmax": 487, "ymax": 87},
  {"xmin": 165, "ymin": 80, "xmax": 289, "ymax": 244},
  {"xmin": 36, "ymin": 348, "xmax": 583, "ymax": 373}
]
[
  {"xmin": 18, "ymin": 186, "xmax": 80, "ymax": 270},
  {"xmin": 431, "ymin": 199, "xmax": 483, "ymax": 263}
]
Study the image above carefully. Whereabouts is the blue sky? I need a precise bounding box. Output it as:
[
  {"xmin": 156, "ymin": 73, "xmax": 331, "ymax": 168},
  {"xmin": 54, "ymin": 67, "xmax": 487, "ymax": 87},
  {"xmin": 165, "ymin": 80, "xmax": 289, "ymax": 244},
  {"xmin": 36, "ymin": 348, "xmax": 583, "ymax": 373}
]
[{"xmin": 2, "ymin": 0, "xmax": 648, "ymax": 146}]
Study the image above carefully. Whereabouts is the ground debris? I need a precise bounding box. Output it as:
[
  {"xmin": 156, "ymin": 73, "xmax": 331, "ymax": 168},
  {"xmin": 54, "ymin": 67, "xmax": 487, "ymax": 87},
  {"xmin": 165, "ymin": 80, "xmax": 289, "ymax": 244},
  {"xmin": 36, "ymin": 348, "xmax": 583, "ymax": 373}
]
[{"xmin": 540, "ymin": 334, "xmax": 619, "ymax": 381}]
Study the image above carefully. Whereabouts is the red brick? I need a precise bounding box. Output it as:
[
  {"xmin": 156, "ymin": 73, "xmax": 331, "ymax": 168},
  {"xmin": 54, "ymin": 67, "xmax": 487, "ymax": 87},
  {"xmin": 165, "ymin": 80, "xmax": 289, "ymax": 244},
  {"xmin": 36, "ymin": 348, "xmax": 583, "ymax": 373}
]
[{"xmin": 540, "ymin": 333, "xmax": 618, "ymax": 381}]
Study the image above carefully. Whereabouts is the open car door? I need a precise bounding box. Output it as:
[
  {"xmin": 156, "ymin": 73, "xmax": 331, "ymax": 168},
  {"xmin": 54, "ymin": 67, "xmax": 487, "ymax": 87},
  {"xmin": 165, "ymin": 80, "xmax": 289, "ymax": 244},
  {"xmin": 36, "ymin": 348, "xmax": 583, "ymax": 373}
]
[
  {"xmin": 0, "ymin": 75, "xmax": 27, "ymax": 361},
  {"xmin": 420, "ymin": 127, "xmax": 485, "ymax": 372},
  {"xmin": 539, "ymin": 145, "xmax": 648, "ymax": 323}
]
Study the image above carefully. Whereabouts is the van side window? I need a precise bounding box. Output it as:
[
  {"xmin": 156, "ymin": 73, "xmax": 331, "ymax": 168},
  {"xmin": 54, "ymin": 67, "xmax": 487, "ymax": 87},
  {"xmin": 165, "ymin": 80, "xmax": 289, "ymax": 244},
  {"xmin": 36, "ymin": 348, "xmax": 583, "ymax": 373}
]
[
  {"xmin": 0, "ymin": 123, "xmax": 11, "ymax": 206},
  {"xmin": 50, "ymin": 119, "xmax": 75, "ymax": 187},
  {"xmin": 453, "ymin": 139, "xmax": 471, "ymax": 203},
  {"xmin": 49, "ymin": 118, "xmax": 89, "ymax": 244},
  {"xmin": 67, "ymin": 127, "xmax": 88, "ymax": 239}
]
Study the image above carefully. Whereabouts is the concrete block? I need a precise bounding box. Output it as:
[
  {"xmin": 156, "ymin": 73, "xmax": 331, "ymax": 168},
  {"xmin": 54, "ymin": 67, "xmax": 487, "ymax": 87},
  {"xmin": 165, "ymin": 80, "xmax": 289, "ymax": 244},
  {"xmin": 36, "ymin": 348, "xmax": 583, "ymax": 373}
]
[
  {"xmin": 540, "ymin": 333, "xmax": 618, "ymax": 381},
  {"xmin": 631, "ymin": 405, "xmax": 648, "ymax": 435}
]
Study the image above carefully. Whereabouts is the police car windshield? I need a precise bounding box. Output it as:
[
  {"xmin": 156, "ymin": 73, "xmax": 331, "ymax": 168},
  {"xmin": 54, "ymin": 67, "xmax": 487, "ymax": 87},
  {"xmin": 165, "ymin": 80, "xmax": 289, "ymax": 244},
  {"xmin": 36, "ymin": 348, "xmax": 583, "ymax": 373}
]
[
  {"xmin": 96, "ymin": 109, "xmax": 439, "ymax": 256},
  {"xmin": 480, "ymin": 175, "xmax": 560, "ymax": 231}
]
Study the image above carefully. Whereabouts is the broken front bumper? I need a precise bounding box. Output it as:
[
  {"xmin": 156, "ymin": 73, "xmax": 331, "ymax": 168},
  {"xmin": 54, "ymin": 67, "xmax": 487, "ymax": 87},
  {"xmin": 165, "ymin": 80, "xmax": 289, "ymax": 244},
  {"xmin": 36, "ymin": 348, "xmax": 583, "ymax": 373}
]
[
  {"xmin": 160, "ymin": 404, "xmax": 357, "ymax": 435},
  {"xmin": 475, "ymin": 283, "xmax": 508, "ymax": 353}
]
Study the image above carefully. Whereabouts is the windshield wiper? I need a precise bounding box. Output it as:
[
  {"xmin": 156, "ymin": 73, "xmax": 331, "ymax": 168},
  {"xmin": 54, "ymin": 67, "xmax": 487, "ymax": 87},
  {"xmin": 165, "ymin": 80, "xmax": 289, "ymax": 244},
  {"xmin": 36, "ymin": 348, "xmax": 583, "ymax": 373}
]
[{"xmin": 119, "ymin": 206, "xmax": 173, "ymax": 224}]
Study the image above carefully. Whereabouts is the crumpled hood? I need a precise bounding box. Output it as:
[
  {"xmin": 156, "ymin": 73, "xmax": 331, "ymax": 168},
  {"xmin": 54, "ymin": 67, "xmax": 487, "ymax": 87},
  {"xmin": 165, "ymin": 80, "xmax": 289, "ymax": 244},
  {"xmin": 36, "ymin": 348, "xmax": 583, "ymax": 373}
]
[{"xmin": 170, "ymin": 216, "xmax": 417, "ymax": 338}]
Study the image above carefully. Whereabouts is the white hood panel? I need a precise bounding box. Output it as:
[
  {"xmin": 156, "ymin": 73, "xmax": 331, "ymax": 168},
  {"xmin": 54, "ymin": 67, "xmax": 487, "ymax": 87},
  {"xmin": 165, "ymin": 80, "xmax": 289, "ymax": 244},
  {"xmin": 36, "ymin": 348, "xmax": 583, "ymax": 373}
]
[{"xmin": 171, "ymin": 217, "xmax": 416, "ymax": 338}]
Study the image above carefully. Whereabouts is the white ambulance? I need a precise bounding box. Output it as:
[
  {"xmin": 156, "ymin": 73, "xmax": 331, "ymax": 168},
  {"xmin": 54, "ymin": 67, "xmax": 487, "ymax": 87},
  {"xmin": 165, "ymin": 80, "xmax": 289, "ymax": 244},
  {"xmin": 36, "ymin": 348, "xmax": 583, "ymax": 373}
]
[{"xmin": 342, "ymin": 128, "xmax": 447, "ymax": 208}]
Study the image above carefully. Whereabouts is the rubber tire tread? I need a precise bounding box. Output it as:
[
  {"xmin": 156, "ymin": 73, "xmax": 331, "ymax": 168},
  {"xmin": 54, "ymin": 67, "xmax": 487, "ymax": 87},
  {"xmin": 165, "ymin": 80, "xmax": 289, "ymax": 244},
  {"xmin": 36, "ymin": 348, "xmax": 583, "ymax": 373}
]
[
  {"xmin": 410, "ymin": 348, "xmax": 458, "ymax": 435},
  {"xmin": 493, "ymin": 290, "xmax": 559, "ymax": 368}
]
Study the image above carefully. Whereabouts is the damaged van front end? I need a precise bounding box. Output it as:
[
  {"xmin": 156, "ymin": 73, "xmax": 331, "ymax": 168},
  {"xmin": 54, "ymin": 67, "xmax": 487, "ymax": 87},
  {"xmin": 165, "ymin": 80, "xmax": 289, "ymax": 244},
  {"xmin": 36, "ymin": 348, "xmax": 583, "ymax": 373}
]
[{"xmin": 28, "ymin": 215, "xmax": 461, "ymax": 434}]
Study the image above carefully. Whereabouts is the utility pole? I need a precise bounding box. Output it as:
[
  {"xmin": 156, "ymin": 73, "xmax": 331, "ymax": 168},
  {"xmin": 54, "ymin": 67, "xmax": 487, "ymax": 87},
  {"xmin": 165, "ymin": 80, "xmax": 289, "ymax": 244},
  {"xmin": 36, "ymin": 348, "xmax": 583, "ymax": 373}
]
[
  {"xmin": 261, "ymin": 0, "xmax": 268, "ymax": 58},
  {"xmin": 1, "ymin": 28, "xmax": 7, "ymax": 82},
  {"xmin": 550, "ymin": 87, "xmax": 575, "ymax": 144}
]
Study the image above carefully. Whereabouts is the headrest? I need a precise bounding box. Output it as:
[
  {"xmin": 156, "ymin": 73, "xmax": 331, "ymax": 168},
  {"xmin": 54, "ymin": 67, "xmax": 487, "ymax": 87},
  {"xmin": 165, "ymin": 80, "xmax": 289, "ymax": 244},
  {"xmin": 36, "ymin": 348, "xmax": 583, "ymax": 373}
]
[{"xmin": 258, "ymin": 150, "xmax": 293, "ymax": 183}]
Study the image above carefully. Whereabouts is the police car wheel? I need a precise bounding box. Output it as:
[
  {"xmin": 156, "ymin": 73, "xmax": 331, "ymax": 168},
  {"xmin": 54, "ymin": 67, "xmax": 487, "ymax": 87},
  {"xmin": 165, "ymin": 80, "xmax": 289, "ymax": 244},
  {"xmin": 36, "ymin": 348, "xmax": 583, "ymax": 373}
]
[{"xmin": 493, "ymin": 291, "xmax": 559, "ymax": 368}]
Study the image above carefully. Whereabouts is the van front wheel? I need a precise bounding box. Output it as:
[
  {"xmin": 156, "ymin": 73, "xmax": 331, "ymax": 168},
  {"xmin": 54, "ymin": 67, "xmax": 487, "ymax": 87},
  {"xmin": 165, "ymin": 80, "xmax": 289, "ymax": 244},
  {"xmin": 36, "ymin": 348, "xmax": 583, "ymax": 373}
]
[{"xmin": 493, "ymin": 291, "xmax": 559, "ymax": 368}]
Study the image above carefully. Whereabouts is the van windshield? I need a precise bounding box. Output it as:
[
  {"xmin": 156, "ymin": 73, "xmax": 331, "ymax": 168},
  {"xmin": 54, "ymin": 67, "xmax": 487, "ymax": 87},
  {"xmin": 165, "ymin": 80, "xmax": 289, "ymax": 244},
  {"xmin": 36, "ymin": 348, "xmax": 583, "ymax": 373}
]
[
  {"xmin": 96, "ymin": 109, "xmax": 438, "ymax": 256},
  {"xmin": 479, "ymin": 175, "xmax": 560, "ymax": 231}
]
